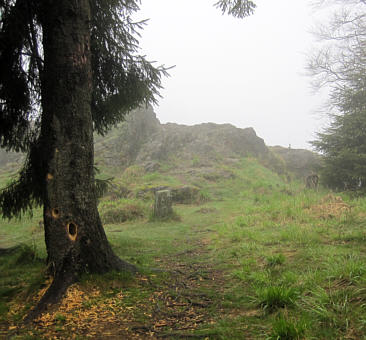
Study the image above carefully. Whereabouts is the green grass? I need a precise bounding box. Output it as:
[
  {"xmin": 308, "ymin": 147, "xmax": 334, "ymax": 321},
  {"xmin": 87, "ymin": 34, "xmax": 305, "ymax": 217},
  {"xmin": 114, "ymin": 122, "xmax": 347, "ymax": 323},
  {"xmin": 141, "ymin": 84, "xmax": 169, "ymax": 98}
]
[
  {"xmin": 0, "ymin": 246, "xmax": 45, "ymax": 325},
  {"xmin": 255, "ymin": 286, "xmax": 299, "ymax": 312},
  {"xmin": 1, "ymin": 157, "xmax": 366, "ymax": 338},
  {"xmin": 266, "ymin": 253, "xmax": 286, "ymax": 267},
  {"xmin": 269, "ymin": 315, "xmax": 307, "ymax": 340}
]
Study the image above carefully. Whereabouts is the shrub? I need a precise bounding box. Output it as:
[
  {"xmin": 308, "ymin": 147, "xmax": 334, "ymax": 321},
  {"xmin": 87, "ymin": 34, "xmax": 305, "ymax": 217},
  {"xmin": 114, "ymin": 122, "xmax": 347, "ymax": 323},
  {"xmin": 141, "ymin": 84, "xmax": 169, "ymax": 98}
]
[
  {"xmin": 106, "ymin": 184, "xmax": 131, "ymax": 200},
  {"xmin": 101, "ymin": 203, "xmax": 145, "ymax": 224},
  {"xmin": 122, "ymin": 165, "xmax": 145, "ymax": 184}
]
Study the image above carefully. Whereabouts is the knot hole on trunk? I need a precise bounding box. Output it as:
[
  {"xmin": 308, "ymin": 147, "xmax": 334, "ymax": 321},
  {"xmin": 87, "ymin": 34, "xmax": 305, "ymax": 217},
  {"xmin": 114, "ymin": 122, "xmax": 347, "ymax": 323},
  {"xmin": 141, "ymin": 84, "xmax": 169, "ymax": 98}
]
[
  {"xmin": 51, "ymin": 208, "xmax": 60, "ymax": 219},
  {"xmin": 67, "ymin": 222, "xmax": 78, "ymax": 241}
]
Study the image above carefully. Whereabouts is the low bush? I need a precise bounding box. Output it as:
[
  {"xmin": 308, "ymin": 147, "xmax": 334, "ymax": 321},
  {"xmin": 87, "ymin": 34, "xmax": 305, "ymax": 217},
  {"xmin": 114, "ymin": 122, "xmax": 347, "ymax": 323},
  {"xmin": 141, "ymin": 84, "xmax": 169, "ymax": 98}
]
[{"xmin": 101, "ymin": 203, "xmax": 145, "ymax": 224}]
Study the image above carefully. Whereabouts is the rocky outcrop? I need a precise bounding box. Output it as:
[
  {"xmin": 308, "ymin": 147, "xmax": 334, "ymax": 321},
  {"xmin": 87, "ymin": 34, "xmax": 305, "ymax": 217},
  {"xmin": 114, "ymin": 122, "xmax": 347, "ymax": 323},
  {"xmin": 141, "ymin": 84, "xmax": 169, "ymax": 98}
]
[
  {"xmin": 135, "ymin": 122, "xmax": 269, "ymax": 164},
  {"xmin": 0, "ymin": 107, "xmax": 320, "ymax": 180},
  {"xmin": 94, "ymin": 106, "xmax": 272, "ymax": 170},
  {"xmin": 94, "ymin": 106, "xmax": 161, "ymax": 167}
]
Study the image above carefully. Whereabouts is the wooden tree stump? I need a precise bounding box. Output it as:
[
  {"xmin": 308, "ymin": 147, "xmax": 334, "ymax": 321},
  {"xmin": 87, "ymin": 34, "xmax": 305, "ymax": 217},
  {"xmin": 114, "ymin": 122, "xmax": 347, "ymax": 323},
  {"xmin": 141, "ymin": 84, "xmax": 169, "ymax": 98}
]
[{"xmin": 153, "ymin": 190, "xmax": 173, "ymax": 219}]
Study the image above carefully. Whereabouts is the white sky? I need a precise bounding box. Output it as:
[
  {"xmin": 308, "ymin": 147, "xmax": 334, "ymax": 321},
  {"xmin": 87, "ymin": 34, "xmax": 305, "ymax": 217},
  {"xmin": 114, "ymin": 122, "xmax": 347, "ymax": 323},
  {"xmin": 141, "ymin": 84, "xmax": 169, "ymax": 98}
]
[{"xmin": 136, "ymin": 0, "xmax": 328, "ymax": 150}]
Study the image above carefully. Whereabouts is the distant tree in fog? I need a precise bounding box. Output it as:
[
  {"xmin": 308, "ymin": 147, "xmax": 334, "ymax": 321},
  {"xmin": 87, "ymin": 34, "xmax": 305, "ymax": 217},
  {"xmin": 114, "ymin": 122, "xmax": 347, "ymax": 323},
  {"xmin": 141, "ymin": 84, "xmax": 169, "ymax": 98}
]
[{"xmin": 308, "ymin": 0, "xmax": 366, "ymax": 192}]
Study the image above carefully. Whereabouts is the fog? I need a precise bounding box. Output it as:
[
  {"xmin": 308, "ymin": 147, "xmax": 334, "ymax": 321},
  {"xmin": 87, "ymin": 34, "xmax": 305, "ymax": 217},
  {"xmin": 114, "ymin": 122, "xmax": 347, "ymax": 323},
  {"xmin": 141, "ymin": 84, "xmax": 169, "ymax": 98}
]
[{"xmin": 136, "ymin": 0, "xmax": 329, "ymax": 150}]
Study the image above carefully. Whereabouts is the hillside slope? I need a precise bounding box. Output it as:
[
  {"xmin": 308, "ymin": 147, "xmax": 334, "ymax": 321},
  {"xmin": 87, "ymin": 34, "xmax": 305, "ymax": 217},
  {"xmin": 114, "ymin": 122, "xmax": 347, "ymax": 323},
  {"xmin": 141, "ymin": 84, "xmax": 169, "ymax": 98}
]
[
  {"xmin": 0, "ymin": 107, "xmax": 319, "ymax": 179},
  {"xmin": 94, "ymin": 107, "xmax": 320, "ymax": 179},
  {"xmin": 94, "ymin": 106, "xmax": 271, "ymax": 167}
]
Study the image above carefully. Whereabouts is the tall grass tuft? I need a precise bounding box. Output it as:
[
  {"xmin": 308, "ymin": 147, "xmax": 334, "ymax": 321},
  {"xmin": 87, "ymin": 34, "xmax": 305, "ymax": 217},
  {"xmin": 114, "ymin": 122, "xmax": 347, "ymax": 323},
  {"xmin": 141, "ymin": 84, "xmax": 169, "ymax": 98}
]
[
  {"xmin": 266, "ymin": 253, "xmax": 286, "ymax": 267},
  {"xmin": 269, "ymin": 315, "xmax": 307, "ymax": 340},
  {"xmin": 256, "ymin": 286, "xmax": 298, "ymax": 312}
]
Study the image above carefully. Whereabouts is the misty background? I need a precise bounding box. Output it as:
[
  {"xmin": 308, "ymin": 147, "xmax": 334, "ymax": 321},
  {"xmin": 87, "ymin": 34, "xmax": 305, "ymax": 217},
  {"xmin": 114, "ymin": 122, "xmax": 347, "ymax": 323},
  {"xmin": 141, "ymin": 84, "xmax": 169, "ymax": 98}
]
[{"xmin": 136, "ymin": 0, "xmax": 329, "ymax": 150}]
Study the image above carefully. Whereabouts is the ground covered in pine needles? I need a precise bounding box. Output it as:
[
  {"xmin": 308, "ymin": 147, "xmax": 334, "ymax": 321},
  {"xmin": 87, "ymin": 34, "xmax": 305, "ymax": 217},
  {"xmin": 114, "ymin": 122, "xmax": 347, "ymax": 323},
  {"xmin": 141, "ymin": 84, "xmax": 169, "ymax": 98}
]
[{"xmin": 3, "ymin": 239, "xmax": 226, "ymax": 339}]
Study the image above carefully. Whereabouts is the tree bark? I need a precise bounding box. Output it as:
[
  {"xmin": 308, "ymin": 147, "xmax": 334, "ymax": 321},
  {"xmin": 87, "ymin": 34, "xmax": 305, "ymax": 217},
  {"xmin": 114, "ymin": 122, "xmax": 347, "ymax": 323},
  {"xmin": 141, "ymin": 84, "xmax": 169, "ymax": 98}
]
[{"xmin": 26, "ymin": 0, "xmax": 135, "ymax": 321}]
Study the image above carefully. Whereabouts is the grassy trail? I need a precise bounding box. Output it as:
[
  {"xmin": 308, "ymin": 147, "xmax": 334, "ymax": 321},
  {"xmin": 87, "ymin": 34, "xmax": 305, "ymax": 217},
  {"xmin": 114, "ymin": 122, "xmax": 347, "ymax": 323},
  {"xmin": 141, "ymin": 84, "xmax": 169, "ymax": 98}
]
[
  {"xmin": 2, "ymin": 158, "xmax": 366, "ymax": 339},
  {"xmin": 1, "ymin": 219, "xmax": 230, "ymax": 339}
]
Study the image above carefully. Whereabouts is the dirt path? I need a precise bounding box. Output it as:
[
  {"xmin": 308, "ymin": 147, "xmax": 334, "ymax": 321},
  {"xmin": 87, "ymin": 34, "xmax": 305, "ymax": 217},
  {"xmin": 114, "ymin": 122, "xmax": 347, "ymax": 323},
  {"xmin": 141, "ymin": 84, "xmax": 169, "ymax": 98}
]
[
  {"xmin": 5, "ymin": 238, "xmax": 226, "ymax": 339},
  {"xmin": 137, "ymin": 240, "xmax": 225, "ymax": 339}
]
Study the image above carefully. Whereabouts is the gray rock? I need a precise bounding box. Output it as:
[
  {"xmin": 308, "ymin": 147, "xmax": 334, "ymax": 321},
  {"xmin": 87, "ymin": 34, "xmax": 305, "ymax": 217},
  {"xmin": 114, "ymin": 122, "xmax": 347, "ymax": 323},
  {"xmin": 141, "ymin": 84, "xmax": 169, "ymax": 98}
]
[
  {"xmin": 171, "ymin": 186, "xmax": 199, "ymax": 204},
  {"xmin": 153, "ymin": 190, "xmax": 173, "ymax": 219}
]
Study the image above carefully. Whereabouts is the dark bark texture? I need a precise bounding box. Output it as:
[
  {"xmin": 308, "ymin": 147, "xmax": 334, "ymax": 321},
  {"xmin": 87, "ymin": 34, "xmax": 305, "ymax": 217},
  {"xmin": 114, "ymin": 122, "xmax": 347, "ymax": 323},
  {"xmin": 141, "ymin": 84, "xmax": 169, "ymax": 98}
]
[{"xmin": 26, "ymin": 0, "xmax": 135, "ymax": 321}]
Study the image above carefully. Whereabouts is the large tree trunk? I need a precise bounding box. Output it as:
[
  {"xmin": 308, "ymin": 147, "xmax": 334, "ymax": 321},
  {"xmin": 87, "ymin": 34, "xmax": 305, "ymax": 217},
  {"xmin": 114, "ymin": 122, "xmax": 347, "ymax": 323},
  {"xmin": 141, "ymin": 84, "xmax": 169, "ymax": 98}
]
[{"xmin": 26, "ymin": 0, "xmax": 135, "ymax": 320}]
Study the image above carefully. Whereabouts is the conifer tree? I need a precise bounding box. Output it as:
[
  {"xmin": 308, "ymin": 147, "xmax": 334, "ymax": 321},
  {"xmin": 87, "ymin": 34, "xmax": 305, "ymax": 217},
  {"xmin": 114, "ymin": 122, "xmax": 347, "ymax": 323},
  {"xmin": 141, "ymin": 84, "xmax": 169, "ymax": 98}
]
[
  {"xmin": 0, "ymin": 0, "xmax": 255, "ymax": 317},
  {"xmin": 308, "ymin": 0, "xmax": 366, "ymax": 192}
]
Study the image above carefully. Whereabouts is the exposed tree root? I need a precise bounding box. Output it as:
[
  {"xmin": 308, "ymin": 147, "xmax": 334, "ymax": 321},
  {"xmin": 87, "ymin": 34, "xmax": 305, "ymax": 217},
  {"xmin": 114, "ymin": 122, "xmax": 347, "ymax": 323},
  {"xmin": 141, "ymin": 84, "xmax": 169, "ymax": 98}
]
[
  {"xmin": 24, "ymin": 260, "xmax": 77, "ymax": 323},
  {"xmin": 24, "ymin": 256, "xmax": 137, "ymax": 323},
  {"xmin": 115, "ymin": 257, "xmax": 138, "ymax": 274}
]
